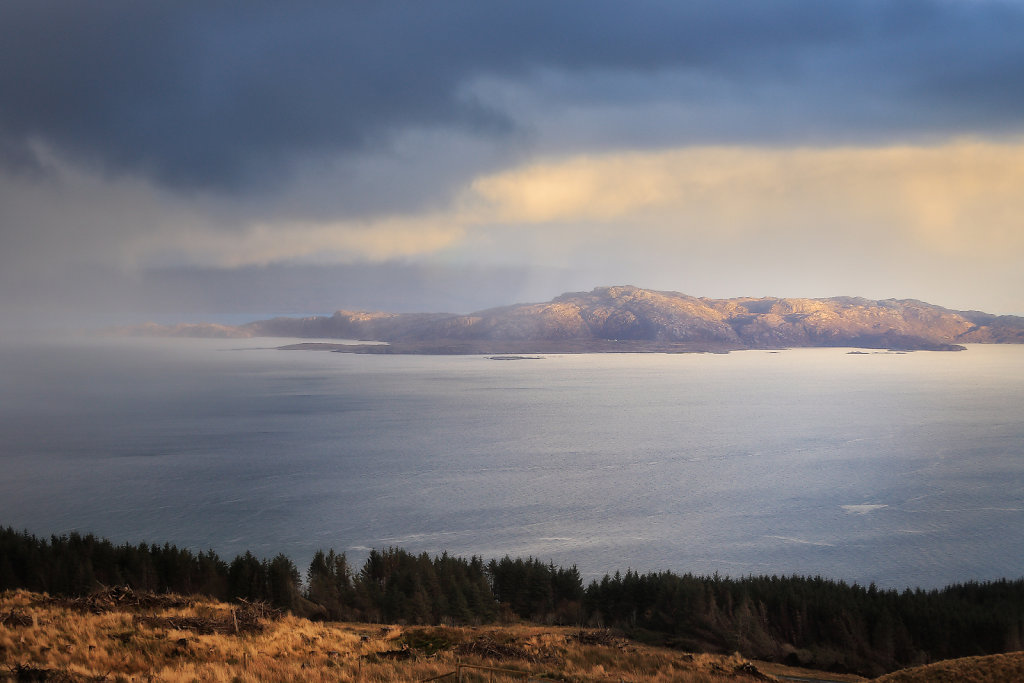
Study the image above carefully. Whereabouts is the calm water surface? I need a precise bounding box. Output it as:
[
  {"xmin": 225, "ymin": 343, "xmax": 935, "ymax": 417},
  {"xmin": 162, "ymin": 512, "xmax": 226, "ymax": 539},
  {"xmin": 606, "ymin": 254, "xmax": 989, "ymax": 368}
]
[{"xmin": 1, "ymin": 336, "xmax": 1022, "ymax": 589}]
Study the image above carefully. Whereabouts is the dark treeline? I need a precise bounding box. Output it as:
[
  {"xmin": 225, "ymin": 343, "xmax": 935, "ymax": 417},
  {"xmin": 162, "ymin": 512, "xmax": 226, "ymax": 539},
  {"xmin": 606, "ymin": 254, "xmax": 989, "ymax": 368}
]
[
  {"xmin": 586, "ymin": 569, "xmax": 1024, "ymax": 676},
  {"xmin": 2, "ymin": 526, "xmax": 1022, "ymax": 677}
]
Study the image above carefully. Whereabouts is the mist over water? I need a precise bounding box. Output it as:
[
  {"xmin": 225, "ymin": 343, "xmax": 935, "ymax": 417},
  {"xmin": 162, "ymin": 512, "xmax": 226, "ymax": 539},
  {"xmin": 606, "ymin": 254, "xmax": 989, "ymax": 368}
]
[{"xmin": 1, "ymin": 336, "xmax": 1022, "ymax": 589}]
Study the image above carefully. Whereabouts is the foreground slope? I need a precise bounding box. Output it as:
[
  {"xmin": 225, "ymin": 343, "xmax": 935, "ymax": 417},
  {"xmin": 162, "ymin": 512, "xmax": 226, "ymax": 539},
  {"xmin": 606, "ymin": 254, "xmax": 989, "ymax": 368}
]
[
  {"xmin": 0, "ymin": 589, "xmax": 797, "ymax": 682},
  {"xmin": 872, "ymin": 651, "xmax": 1024, "ymax": 683},
  {"xmin": 7, "ymin": 587, "xmax": 1020, "ymax": 682}
]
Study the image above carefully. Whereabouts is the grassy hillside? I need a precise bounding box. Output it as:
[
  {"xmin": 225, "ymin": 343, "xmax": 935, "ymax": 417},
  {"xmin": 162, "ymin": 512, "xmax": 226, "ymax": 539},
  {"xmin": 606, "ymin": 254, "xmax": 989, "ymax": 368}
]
[
  {"xmin": 6, "ymin": 587, "xmax": 1020, "ymax": 682},
  {"xmin": 0, "ymin": 588, "xmax": 840, "ymax": 682},
  {"xmin": 872, "ymin": 651, "xmax": 1024, "ymax": 683},
  {"xmin": 5, "ymin": 528, "xmax": 1024, "ymax": 678}
]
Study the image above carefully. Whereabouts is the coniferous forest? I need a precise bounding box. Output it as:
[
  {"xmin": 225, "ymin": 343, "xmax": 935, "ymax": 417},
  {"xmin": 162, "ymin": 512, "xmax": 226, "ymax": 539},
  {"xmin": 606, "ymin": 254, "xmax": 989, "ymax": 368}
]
[{"xmin": 2, "ymin": 526, "xmax": 1022, "ymax": 677}]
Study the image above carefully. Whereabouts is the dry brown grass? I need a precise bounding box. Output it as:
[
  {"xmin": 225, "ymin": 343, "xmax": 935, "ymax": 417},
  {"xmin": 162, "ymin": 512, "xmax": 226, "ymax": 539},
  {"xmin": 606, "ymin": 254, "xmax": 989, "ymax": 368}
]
[
  {"xmin": 0, "ymin": 588, "xmax": 862, "ymax": 682},
  {"xmin": 870, "ymin": 651, "xmax": 1024, "ymax": 683},
  {"xmin": 754, "ymin": 660, "xmax": 866, "ymax": 683}
]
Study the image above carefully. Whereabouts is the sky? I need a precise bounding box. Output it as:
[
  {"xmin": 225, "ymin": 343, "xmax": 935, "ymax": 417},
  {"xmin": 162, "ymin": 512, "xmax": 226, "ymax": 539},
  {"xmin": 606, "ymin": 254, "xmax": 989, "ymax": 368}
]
[{"xmin": 2, "ymin": 0, "xmax": 1024, "ymax": 327}]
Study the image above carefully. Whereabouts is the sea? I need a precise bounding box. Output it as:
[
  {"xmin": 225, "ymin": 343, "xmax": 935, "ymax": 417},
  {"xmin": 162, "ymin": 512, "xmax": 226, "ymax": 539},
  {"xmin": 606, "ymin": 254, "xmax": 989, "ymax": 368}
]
[{"xmin": 1, "ymin": 336, "xmax": 1022, "ymax": 590}]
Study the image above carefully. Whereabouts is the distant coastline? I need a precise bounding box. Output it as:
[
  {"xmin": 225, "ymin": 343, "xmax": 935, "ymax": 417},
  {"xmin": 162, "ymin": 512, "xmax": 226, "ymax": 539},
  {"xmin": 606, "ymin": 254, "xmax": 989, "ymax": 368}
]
[
  {"xmin": 275, "ymin": 339, "xmax": 745, "ymax": 355},
  {"xmin": 109, "ymin": 285, "xmax": 1024, "ymax": 354}
]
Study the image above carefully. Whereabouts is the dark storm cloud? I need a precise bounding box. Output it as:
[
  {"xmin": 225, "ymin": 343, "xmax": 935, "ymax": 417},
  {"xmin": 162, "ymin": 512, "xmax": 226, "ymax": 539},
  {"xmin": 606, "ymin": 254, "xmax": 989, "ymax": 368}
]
[{"xmin": 1, "ymin": 0, "xmax": 1023, "ymax": 194}]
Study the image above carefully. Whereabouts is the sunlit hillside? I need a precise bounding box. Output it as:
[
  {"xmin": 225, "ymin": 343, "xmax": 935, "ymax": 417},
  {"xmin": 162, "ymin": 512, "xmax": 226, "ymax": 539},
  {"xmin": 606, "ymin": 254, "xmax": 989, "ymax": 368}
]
[
  {"xmin": 5, "ymin": 587, "xmax": 1023, "ymax": 682},
  {"xmin": 872, "ymin": 651, "xmax": 1024, "ymax": 683},
  {"xmin": 1, "ymin": 588, "xmax": 800, "ymax": 682}
]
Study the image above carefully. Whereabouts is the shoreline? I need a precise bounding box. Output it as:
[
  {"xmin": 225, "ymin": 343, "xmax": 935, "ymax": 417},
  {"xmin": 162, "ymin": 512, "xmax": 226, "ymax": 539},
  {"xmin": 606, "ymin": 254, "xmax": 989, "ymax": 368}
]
[{"xmin": 275, "ymin": 339, "xmax": 966, "ymax": 354}]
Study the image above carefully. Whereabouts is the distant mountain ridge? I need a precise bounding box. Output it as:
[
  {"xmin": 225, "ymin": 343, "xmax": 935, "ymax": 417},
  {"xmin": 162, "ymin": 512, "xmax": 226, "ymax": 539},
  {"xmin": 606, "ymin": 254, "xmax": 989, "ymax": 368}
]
[{"xmin": 124, "ymin": 286, "xmax": 1024, "ymax": 352}]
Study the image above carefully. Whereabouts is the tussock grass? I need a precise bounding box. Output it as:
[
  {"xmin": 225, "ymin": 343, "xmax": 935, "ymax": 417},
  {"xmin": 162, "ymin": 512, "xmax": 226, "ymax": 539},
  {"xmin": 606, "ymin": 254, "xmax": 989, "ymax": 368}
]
[
  {"xmin": 871, "ymin": 650, "xmax": 1024, "ymax": 683},
  {"xmin": 9, "ymin": 587, "xmax": 964, "ymax": 682}
]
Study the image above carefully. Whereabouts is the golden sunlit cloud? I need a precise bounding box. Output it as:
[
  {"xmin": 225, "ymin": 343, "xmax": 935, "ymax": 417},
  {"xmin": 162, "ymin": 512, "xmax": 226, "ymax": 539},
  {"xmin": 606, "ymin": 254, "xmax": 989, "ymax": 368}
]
[
  {"xmin": 467, "ymin": 139, "xmax": 1024, "ymax": 258},
  {"xmin": 143, "ymin": 138, "xmax": 1024, "ymax": 270},
  {"xmin": 142, "ymin": 216, "xmax": 467, "ymax": 267},
  {"xmin": 10, "ymin": 137, "xmax": 1022, "ymax": 275}
]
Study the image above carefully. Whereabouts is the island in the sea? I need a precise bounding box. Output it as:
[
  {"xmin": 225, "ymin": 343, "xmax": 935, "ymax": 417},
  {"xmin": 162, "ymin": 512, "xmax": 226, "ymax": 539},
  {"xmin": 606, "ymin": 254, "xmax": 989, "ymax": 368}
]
[{"xmin": 115, "ymin": 285, "xmax": 1024, "ymax": 354}]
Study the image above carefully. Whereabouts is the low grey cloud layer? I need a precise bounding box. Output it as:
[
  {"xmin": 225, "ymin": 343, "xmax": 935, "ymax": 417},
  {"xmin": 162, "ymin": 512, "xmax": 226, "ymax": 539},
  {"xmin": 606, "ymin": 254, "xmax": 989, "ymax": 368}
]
[{"xmin": 2, "ymin": 1, "xmax": 1024, "ymax": 322}]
